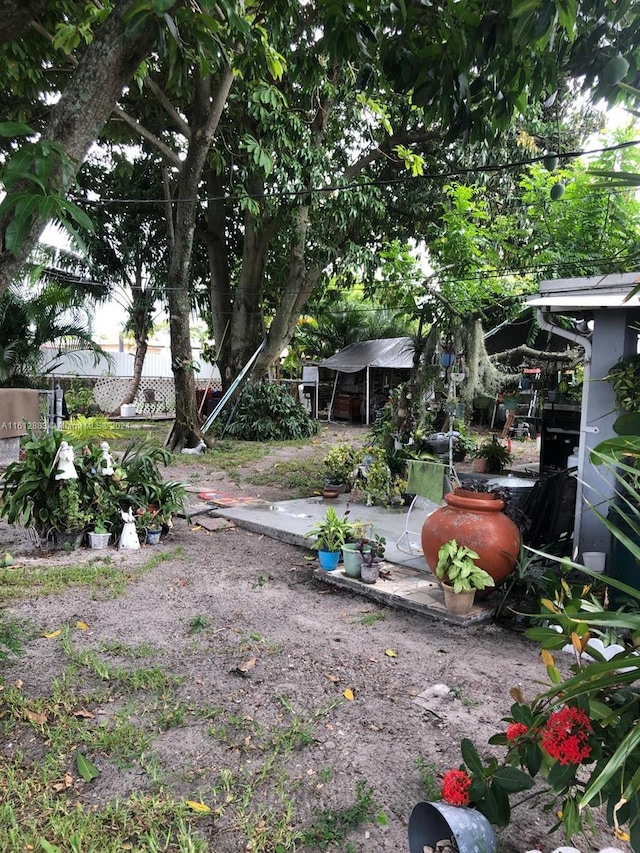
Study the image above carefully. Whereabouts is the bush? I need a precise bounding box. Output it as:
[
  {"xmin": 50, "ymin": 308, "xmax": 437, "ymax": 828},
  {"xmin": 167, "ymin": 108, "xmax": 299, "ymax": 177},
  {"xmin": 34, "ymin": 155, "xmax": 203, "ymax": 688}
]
[{"xmin": 225, "ymin": 382, "xmax": 318, "ymax": 441}]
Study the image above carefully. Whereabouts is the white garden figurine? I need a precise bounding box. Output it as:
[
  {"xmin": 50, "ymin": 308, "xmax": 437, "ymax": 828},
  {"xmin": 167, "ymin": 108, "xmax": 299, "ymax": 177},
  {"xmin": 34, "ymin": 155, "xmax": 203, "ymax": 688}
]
[
  {"xmin": 118, "ymin": 507, "xmax": 140, "ymax": 551},
  {"xmin": 99, "ymin": 441, "xmax": 115, "ymax": 476},
  {"xmin": 53, "ymin": 441, "xmax": 78, "ymax": 480}
]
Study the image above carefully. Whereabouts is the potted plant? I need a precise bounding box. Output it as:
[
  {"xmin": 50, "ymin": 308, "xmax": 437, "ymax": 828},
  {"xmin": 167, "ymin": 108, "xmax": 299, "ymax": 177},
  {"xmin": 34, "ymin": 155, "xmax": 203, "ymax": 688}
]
[
  {"xmin": 135, "ymin": 505, "xmax": 163, "ymax": 545},
  {"xmin": 474, "ymin": 436, "xmax": 512, "ymax": 474},
  {"xmin": 52, "ymin": 479, "xmax": 92, "ymax": 550},
  {"xmin": 322, "ymin": 443, "xmax": 357, "ymax": 492},
  {"xmin": 342, "ymin": 522, "xmax": 386, "ymax": 582},
  {"xmin": 87, "ymin": 517, "xmax": 112, "ymax": 550},
  {"xmin": 435, "ymin": 538, "xmax": 495, "ymax": 615},
  {"xmin": 305, "ymin": 507, "xmax": 353, "ymax": 571}
]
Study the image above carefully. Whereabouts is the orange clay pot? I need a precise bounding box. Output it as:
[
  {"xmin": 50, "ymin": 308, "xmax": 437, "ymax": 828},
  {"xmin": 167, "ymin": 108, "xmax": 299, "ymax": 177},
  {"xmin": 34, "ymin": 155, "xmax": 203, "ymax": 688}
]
[{"xmin": 421, "ymin": 489, "xmax": 520, "ymax": 591}]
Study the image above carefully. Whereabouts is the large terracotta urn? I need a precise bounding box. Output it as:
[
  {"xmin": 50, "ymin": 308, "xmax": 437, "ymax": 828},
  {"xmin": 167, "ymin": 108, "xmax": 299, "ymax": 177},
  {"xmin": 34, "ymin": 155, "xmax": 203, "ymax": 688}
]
[{"xmin": 421, "ymin": 489, "xmax": 520, "ymax": 589}]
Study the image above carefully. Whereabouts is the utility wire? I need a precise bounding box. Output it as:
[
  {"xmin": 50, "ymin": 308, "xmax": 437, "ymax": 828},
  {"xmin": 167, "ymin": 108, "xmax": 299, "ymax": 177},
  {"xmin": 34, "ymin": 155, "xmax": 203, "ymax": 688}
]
[{"xmin": 69, "ymin": 138, "xmax": 640, "ymax": 208}]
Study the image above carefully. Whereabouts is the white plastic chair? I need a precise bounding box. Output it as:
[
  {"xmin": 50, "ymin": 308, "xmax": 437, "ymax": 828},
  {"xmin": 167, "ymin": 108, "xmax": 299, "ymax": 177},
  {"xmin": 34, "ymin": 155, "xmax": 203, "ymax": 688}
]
[{"xmin": 396, "ymin": 460, "xmax": 449, "ymax": 556}]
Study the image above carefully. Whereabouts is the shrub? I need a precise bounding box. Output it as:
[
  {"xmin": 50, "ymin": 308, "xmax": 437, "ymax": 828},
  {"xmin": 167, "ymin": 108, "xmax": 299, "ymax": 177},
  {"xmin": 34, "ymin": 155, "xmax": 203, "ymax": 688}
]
[{"xmin": 225, "ymin": 381, "xmax": 318, "ymax": 441}]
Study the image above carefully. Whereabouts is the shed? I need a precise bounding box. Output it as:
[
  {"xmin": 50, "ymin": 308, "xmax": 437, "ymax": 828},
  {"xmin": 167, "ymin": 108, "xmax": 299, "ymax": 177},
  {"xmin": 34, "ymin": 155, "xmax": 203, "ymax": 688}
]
[
  {"xmin": 525, "ymin": 272, "xmax": 640, "ymax": 558},
  {"xmin": 320, "ymin": 337, "xmax": 415, "ymax": 424}
]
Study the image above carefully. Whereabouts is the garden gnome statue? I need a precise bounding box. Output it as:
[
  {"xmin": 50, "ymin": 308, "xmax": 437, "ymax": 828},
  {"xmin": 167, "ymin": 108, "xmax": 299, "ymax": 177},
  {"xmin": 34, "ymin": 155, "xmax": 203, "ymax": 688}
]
[
  {"xmin": 118, "ymin": 507, "xmax": 140, "ymax": 551},
  {"xmin": 99, "ymin": 441, "xmax": 115, "ymax": 476},
  {"xmin": 53, "ymin": 441, "xmax": 77, "ymax": 480}
]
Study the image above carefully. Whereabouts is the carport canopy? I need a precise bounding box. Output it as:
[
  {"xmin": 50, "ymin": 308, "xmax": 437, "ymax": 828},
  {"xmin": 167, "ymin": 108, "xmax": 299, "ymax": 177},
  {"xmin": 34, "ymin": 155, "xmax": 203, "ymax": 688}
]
[
  {"xmin": 320, "ymin": 337, "xmax": 415, "ymax": 423},
  {"xmin": 320, "ymin": 337, "xmax": 415, "ymax": 373}
]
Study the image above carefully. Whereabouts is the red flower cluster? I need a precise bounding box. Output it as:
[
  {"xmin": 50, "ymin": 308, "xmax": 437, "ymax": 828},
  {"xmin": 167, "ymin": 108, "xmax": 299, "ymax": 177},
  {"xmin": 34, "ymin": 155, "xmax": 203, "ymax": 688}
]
[
  {"xmin": 441, "ymin": 769, "xmax": 472, "ymax": 806},
  {"xmin": 506, "ymin": 722, "xmax": 529, "ymax": 741},
  {"xmin": 541, "ymin": 706, "xmax": 593, "ymax": 765}
]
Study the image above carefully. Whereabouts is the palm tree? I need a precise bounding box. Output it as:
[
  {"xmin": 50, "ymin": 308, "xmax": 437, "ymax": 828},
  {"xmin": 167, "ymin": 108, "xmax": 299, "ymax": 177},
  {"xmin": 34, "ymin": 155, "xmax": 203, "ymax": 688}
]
[{"xmin": 0, "ymin": 278, "xmax": 107, "ymax": 387}]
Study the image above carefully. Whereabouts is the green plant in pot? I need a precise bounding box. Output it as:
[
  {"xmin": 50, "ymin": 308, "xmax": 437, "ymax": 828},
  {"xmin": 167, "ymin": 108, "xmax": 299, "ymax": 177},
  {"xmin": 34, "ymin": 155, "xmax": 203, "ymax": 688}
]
[
  {"xmin": 322, "ymin": 443, "xmax": 357, "ymax": 490},
  {"xmin": 474, "ymin": 436, "xmax": 513, "ymax": 474},
  {"xmin": 342, "ymin": 521, "xmax": 386, "ymax": 582},
  {"xmin": 305, "ymin": 507, "xmax": 353, "ymax": 571},
  {"xmin": 435, "ymin": 538, "xmax": 495, "ymax": 616}
]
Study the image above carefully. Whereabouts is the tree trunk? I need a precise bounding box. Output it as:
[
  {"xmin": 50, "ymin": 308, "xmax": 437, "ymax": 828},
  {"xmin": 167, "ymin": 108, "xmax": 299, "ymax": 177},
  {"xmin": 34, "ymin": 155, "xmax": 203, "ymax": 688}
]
[
  {"xmin": 254, "ymin": 203, "xmax": 318, "ymax": 377},
  {"xmin": 117, "ymin": 338, "xmax": 148, "ymax": 412},
  {"xmin": 0, "ymin": 0, "xmax": 183, "ymax": 296},
  {"xmin": 165, "ymin": 67, "xmax": 234, "ymax": 449}
]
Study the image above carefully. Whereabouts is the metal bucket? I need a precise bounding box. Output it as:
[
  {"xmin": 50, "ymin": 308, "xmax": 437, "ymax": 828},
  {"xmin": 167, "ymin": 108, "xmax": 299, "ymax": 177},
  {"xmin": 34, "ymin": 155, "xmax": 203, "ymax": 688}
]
[{"xmin": 408, "ymin": 801, "xmax": 496, "ymax": 853}]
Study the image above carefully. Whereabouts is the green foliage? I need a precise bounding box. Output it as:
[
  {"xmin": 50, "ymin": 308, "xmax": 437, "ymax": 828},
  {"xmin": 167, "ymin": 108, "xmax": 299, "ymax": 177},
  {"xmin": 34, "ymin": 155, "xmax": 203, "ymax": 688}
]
[
  {"xmin": 302, "ymin": 780, "xmax": 383, "ymax": 849},
  {"xmin": 445, "ymin": 441, "xmax": 640, "ymax": 847},
  {"xmin": 0, "ymin": 429, "xmax": 186, "ymax": 539},
  {"xmin": 0, "ymin": 613, "xmax": 28, "ymax": 667},
  {"xmin": 323, "ymin": 442, "xmax": 358, "ymax": 484},
  {"xmin": 350, "ymin": 445, "xmax": 406, "ymax": 507},
  {"xmin": 606, "ymin": 354, "xmax": 640, "ymax": 413},
  {"xmin": 64, "ymin": 379, "xmax": 98, "ymax": 416},
  {"xmin": 0, "ymin": 281, "xmax": 106, "ymax": 388},
  {"xmin": 0, "ymin": 123, "xmax": 94, "ymax": 255},
  {"xmin": 225, "ymin": 382, "xmax": 318, "ymax": 441},
  {"xmin": 475, "ymin": 436, "xmax": 513, "ymax": 473},
  {"xmin": 304, "ymin": 507, "xmax": 353, "ymax": 553},
  {"xmin": 435, "ymin": 539, "xmax": 495, "ymax": 593}
]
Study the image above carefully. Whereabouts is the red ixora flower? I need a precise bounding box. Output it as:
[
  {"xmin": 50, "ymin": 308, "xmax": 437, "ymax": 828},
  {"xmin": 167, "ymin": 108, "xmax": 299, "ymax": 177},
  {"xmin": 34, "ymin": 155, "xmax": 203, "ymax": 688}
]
[
  {"xmin": 441, "ymin": 769, "xmax": 472, "ymax": 806},
  {"xmin": 506, "ymin": 722, "xmax": 529, "ymax": 741},
  {"xmin": 541, "ymin": 706, "xmax": 593, "ymax": 765}
]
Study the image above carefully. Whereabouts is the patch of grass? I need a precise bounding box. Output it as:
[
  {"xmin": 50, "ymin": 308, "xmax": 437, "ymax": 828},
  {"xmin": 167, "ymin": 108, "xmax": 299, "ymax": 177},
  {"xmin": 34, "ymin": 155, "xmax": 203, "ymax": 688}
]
[
  {"xmin": 184, "ymin": 615, "xmax": 211, "ymax": 635},
  {"xmin": 302, "ymin": 780, "xmax": 385, "ymax": 849},
  {"xmin": 450, "ymin": 685, "xmax": 482, "ymax": 708},
  {"xmin": 245, "ymin": 457, "xmax": 324, "ymax": 493},
  {"xmin": 177, "ymin": 439, "xmax": 268, "ymax": 478},
  {"xmin": 360, "ymin": 610, "xmax": 387, "ymax": 627},
  {"xmin": 251, "ymin": 573, "xmax": 270, "ymax": 589},
  {"xmin": 98, "ymin": 639, "xmax": 156, "ymax": 658},
  {"xmin": 416, "ymin": 757, "xmax": 441, "ymax": 800},
  {"xmin": 0, "ymin": 548, "xmax": 183, "ymax": 604},
  {"xmin": 0, "ymin": 613, "xmax": 30, "ymax": 666}
]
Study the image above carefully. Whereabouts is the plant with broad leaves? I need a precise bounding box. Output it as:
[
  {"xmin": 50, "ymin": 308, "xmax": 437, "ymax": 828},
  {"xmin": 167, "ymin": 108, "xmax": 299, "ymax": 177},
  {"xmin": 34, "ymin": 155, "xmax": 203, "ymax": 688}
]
[{"xmin": 442, "ymin": 444, "xmax": 640, "ymax": 849}]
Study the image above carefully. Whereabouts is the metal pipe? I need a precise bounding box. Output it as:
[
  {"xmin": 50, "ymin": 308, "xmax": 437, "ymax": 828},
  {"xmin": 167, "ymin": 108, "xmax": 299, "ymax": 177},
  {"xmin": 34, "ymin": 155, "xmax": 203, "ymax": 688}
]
[{"xmin": 535, "ymin": 309, "xmax": 592, "ymax": 554}]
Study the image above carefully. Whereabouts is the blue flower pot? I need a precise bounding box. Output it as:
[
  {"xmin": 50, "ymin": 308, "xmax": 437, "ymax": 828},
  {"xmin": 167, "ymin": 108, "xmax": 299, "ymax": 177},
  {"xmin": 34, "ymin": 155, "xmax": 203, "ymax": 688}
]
[
  {"xmin": 317, "ymin": 549, "xmax": 340, "ymax": 571},
  {"xmin": 408, "ymin": 801, "xmax": 496, "ymax": 853}
]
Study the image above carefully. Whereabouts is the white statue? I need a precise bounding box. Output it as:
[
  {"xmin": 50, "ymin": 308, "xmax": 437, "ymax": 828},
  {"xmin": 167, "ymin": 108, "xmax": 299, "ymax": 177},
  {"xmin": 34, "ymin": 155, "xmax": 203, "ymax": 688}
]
[
  {"xmin": 53, "ymin": 441, "xmax": 77, "ymax": 480},
  {"xmin": 118, "ymin": 507, "xmax": 140, "ymax": 551},
  {"xmin": 99, "ymin": 441, "xmax": 115, "ymax": 476}
]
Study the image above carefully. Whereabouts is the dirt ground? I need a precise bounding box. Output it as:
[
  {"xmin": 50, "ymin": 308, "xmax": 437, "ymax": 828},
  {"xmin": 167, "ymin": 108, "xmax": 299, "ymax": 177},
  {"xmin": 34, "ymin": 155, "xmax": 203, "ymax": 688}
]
[{"xmin": 0, "ymin": 424, "xmax": 623, "ymax": 853}]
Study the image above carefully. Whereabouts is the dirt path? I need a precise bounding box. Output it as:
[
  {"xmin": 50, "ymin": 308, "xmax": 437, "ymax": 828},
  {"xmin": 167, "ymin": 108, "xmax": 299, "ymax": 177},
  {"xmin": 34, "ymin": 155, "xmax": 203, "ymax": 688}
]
[{"xmin": 0, "ymin": 425, "xmax": 618, "ymax": 852}]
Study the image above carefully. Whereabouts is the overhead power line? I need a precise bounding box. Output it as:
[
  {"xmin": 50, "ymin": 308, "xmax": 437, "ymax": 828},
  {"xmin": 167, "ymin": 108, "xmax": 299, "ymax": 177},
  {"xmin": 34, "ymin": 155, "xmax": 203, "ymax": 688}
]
[{"xmin": 70, "ymin": 138, "xmax": 640, "ymax": 208}]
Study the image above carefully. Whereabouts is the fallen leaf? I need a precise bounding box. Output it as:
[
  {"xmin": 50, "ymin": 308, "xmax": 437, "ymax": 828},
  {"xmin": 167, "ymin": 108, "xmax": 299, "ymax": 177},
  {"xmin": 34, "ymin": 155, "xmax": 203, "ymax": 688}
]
[
  {"xmin": 384, "ymin": 649, "xmax": 397, "ymax": 658},
  {"xmin": 325, "ymin": 673, "xmax": 340, "ymax": 683},
  {"xmin": 25, "ymin": 709, "xmax": 47, "ymax": 726},
  {"xmin": 14, "ymin": 679, "xmax": 23, "ymax": 689},
  {"xmin": 232, "ymin": 657, "xmax": 257, "ymax": 676},
  {"xmin": 75, "ymin": 621, "xmax": 89, "ymax": 630},
  {"xmin": 615, "ymin": 829, "xmax": 631, "ymax": 842},
  {"xmin": 509, "ymin": 686, "xmax": 524, "ymax": 704},
  {"xmin": 72, "ymin": 708, "xmax": 95, "ymax": 719},
  {"xmin": 52, "ymin": 773, "xmax": 73, "ymax": 792},
  {"xmin": 43, "ymin": 629, "xmax": 61, "ymax": 639},
  {"xmin": 541, "ymin": 649, "xmax": 555, "ymax": 667},
  {"xmin": 185, "ymin": 800, "xmax": 211, "ymax": 813},
  {"xmin": 343, "ymin": 688, "xmax": 354, "ymax": 701},
  {"xmin": 76, "ymin": 752, "xmax": 99, "ymax": 782},
  {"xmin": 368, "ymin": 724, "xmax": 380, "ymax": 731},
  {"xmin": 369, "ymin": 657, "xmax": 379, "ymax": 663}
]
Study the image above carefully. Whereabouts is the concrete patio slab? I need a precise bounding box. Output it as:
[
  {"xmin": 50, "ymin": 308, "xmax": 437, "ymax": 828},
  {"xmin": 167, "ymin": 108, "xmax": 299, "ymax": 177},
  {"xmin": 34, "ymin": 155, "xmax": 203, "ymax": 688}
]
[{"xmin": 209, "ymin": 494, "xmax": 493, "ymax": 625}]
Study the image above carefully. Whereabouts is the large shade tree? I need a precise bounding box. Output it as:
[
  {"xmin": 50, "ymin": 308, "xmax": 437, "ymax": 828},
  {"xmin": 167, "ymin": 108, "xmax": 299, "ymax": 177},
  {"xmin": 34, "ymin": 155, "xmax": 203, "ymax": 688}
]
[{"xmin": 2, "ymin": 0, "xmax": 640, "ymax": 446}]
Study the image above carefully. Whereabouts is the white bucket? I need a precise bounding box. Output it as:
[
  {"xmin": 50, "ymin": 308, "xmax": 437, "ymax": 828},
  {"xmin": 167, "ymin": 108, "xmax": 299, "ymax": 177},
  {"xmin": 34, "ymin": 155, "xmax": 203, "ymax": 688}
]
[
  {"xmin": 120, "ymin": 404, "xmax": 136, "ymax": 418},
  {"xmin": 582, "ymin": 551, "xmax": 606, "ymax": 573}
]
